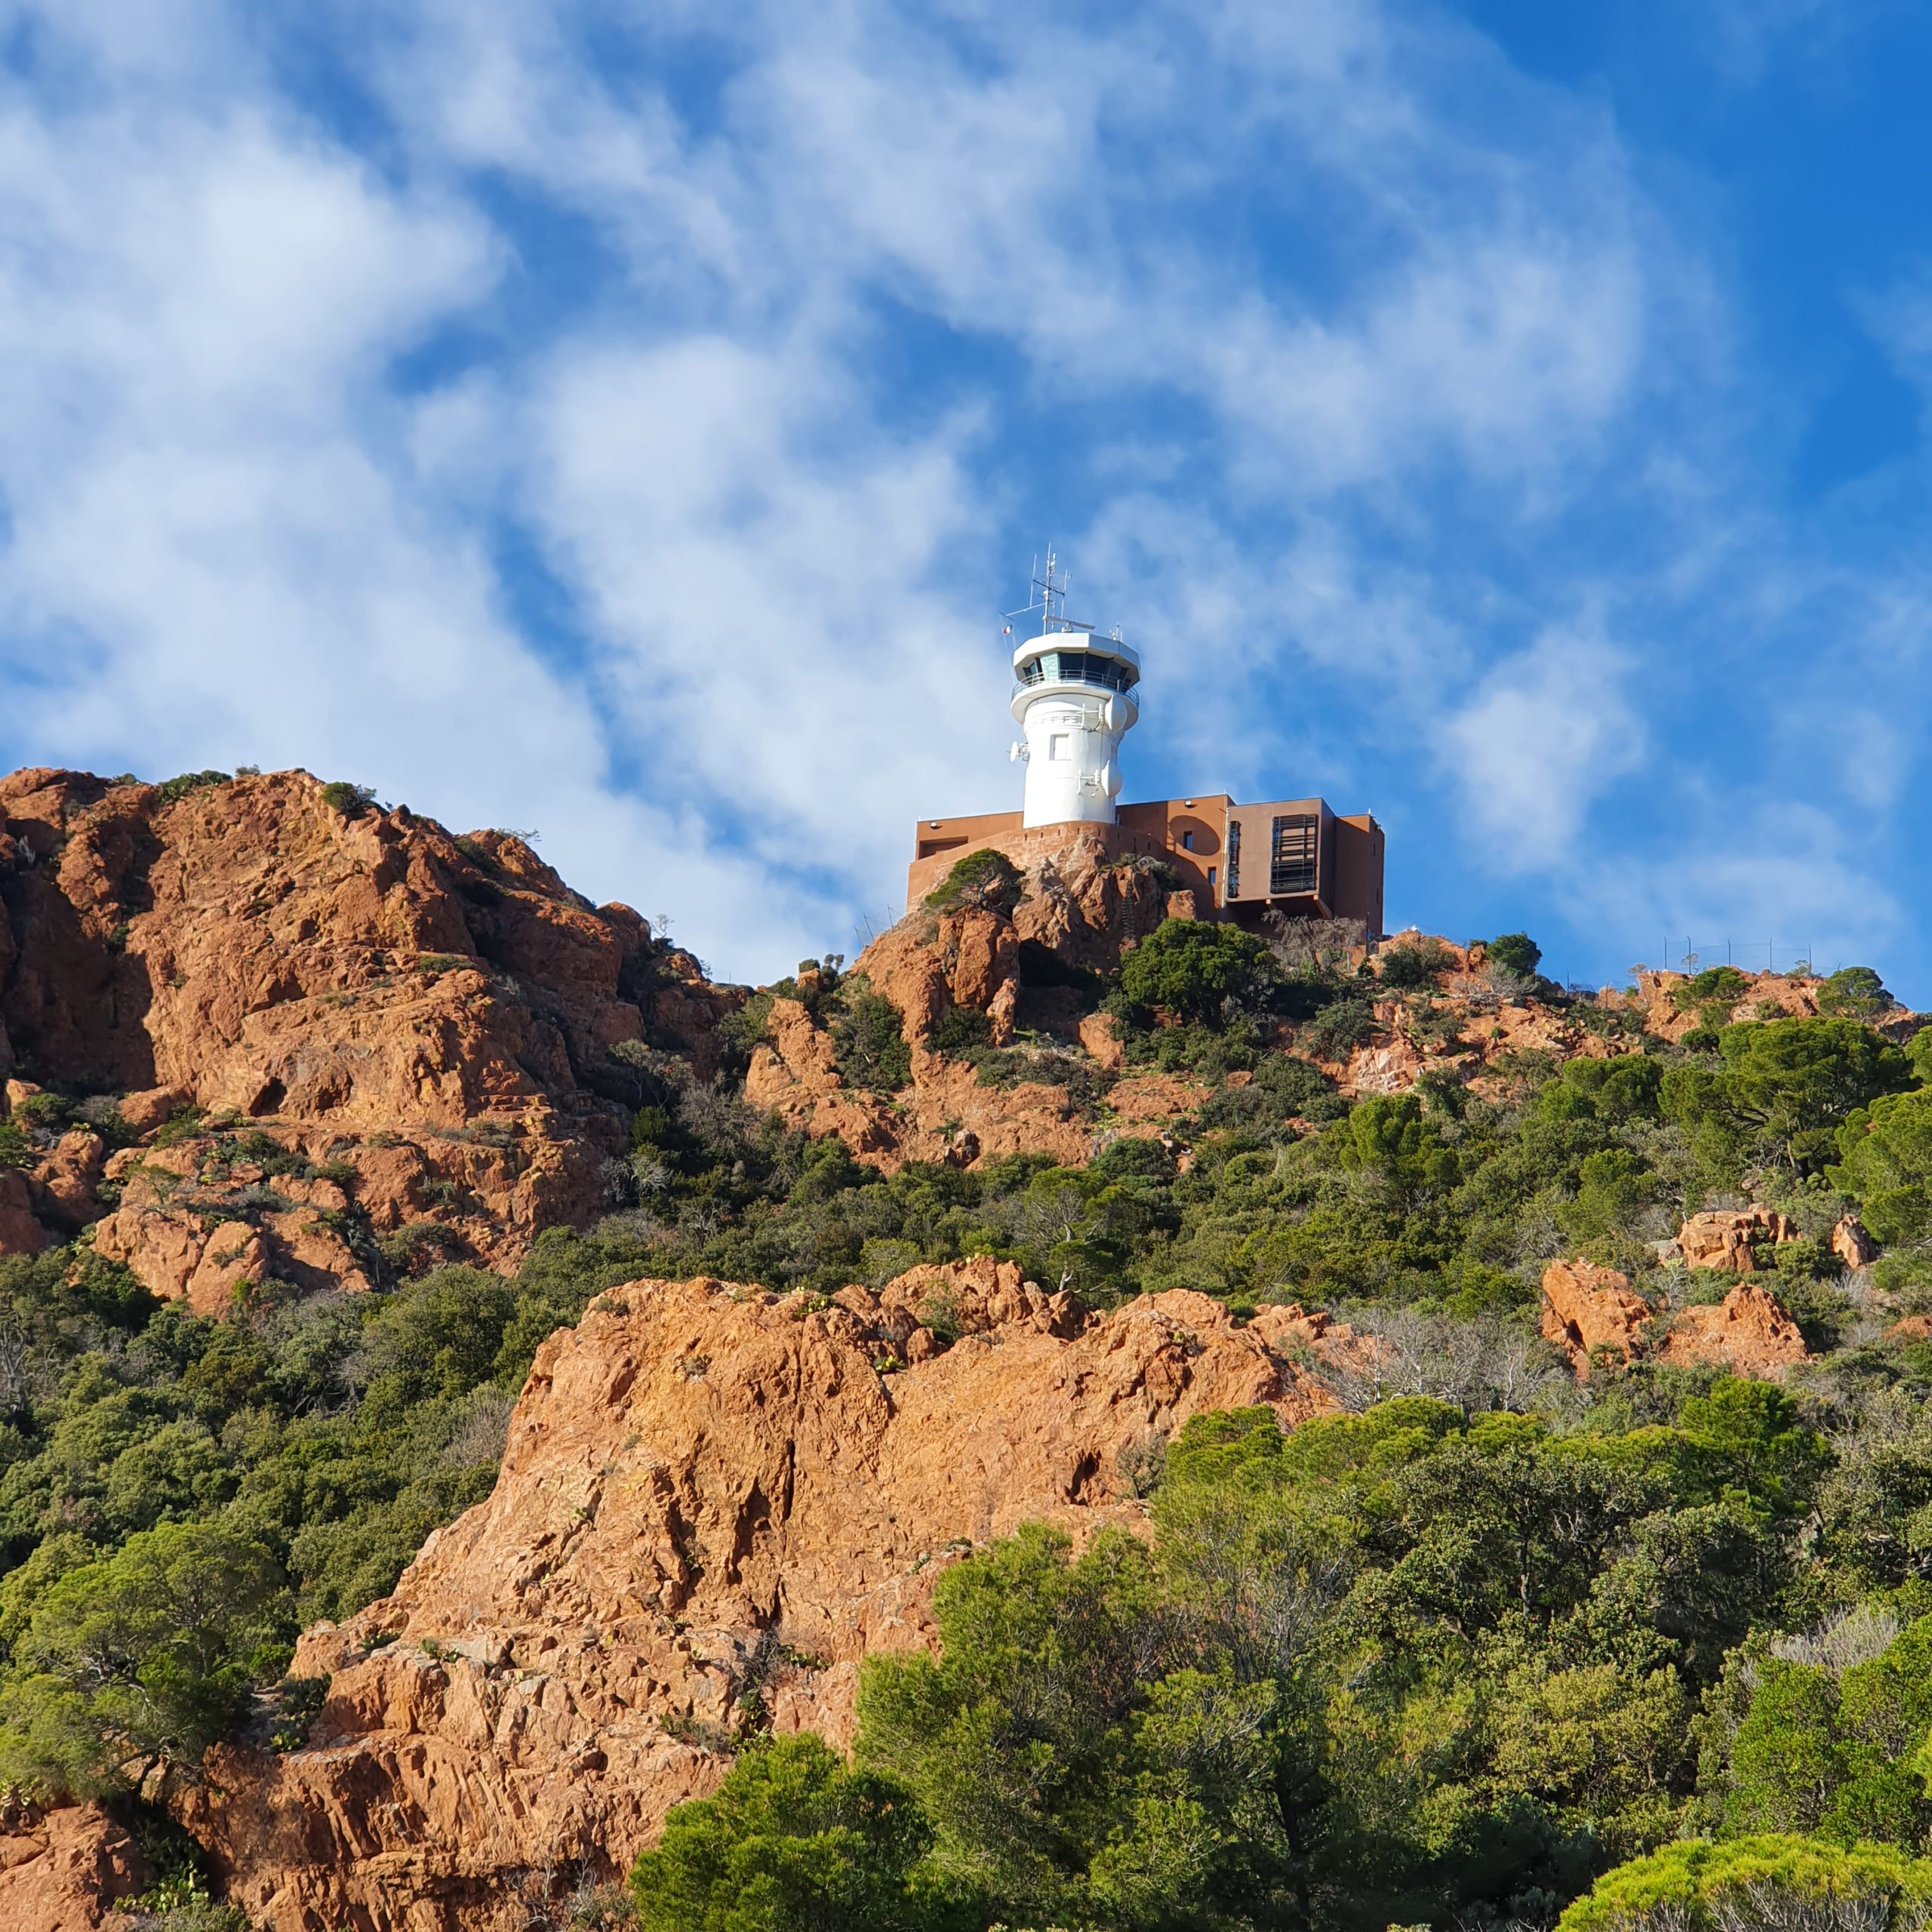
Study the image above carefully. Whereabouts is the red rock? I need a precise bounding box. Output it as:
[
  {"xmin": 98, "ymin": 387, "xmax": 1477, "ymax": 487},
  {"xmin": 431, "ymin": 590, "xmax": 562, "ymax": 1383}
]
[
  {"xmin": 115, "ymin": 1085, "xmax": 191, "ymax": 1134},
  {"xmin": 1661, "ymin": 1284, "xmax": 1809, "ymax": 1379},
  {"xmin": 1540, "ymin": 1259, "xmax": 1653, "ymax": 1377},
  {"xmin": 0, "ymin": 1170, "xmax": 44, "ymax": 1256},
  {"xmin": 1678, "ymin": 1207, "xmax": 1798, "ymax": 1272},
  {"xmin": 1078, "ymin": 1011, "xmax": 1124, "ymax": 1071},
  {"xmin": 0, "ymin": 1798, "xmax": 147, "ymax": 1931},
  {"xmin": 28, "ymin": 1130, "xmax": 105, "ymax": 1230},
  {"xmin": 0, "ymin": 767, "xmax": 738, "ymax": 1294},
  {"xmin": 187, "ymin": 1275, "xmax": 1338, "ymax": 1930},
  {"xmin": 1832, "ymin": 1215, "xmax": 1878, "ymax": 1269}
]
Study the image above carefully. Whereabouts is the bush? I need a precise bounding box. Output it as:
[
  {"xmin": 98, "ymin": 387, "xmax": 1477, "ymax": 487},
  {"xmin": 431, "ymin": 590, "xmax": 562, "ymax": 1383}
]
[
  {"xmin": 1818, "ymin": 967, "xmax": 1894, "ymax": 1021},
  {"xmin": 1377, "ymin": 938, "xmax": 1451, "ymax": 989},
  {"xmin": 1298, "ymin": 995, "xmax": 1377, "ymax": 1062},
  {"xmin": 153, "ymin": 771, "xmax": 230, "ymax": 806},
  {"xmin": 318, "ymin": 781, "xmax": 378, "ymax": 819},
  {"xmin": 0, "ymin": 1523, "xmax": 290, "ymax": 1799},
  {"xmin": 924, "ymin": 849, "xmax": 1023, "ymax": 915},
  {"xmin": 1675, "ymin": 966, "xmax": 1752, "ymax": 1013},
  {"xmin": 1556, "ymin": 1835, "xmax": 1932, "ymax": 1932},
  {"xmin": 1116, "ymin": 918, "xmax": 1272, "ymax": 1026},
  {"xmin": 832, "ymin": 980, "xmax": 912, "ymax": 1093},
  {"xmin": 928, "ymin": 1008, "xmax": 992, "ymax": 1058},
  {"xmin": 630, "ymin": 1734, "xmax": 959, "ymax": 1932},
  {"xmin": 1832, "ymin": 1089, "xmax": 1932, "ymax": 1246},
  {"xmin": 1487, "ymin": 931, "xmax": 1543, "ymax": 980}
]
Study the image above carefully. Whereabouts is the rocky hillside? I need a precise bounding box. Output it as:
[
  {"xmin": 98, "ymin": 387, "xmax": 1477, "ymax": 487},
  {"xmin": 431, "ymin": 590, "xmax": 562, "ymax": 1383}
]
[
  {"xmin": 0, "ymin": 766, "xmax": 734, "ymax": 1306},
  {"xmin": 8, "ymin": 767, "xmax": 1932, "ymax": 1932},
  {"xmin": 186, "ymin": 1266, "xmax": 1349, "ymax": 1930}
]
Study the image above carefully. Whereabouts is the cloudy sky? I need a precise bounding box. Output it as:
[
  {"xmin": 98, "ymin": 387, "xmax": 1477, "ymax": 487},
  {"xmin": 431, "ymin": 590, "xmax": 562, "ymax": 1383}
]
[{"xmin": 1, "ymin": 2, "xmax": 1929, "ymax": 997}]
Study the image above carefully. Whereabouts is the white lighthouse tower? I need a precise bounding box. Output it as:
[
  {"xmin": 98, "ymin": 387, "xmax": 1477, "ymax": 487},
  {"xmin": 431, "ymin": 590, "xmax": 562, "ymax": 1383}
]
[{"xmin": 1007, "ymin": 551, "xmax": 1140, "ymax": 828}]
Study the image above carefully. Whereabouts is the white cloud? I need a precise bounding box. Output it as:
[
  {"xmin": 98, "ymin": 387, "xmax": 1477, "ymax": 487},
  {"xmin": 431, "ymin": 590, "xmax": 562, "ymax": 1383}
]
[
  {"xmin": 518, "ymin": 325, "xmax": 1009, "ymax": 891},
  {"xmin": 0, "ymin": 0, "xmax": 1919, "ymax": 996},
  {"xmin": 1440, "ymin": 626, "xmax": 1645, "ymax": 869}
]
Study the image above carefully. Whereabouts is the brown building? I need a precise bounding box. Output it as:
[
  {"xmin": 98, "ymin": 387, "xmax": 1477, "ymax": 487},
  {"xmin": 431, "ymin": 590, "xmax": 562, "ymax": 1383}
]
[{"xmin": 906, "ymin": 794, "xmax": 1385, "ymax": 936}]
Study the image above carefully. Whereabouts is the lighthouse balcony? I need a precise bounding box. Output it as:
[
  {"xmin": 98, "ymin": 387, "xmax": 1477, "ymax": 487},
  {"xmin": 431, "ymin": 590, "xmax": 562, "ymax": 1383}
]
[
  {"xmin": 1011, "ymin": 654, "xmax": 1140, "ymax": 701},
  {"xmin": 1011, "ymin": 648, "xmax": 1139, "ymax": 694}
]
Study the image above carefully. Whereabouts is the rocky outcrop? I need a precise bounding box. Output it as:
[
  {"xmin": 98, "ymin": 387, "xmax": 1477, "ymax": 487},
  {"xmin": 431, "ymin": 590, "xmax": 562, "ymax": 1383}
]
[
  {"xmin": 862, "ymin": 835, "xmax": 1167, "ymax": 1051},
  {"xmin": 0, "ymin": 1800, "xmax": 147, "ymax": 1931},
  {"xmin": 0, "ymin": 768, "xmax": 736, "ymax": 1288},
  {"xmin": 743, "ymin": 992, "xmax": 1100, "ymax": 1174},
  {"xmin": 1676, "ymin": 1206, "xmax": 1798, "ymax": 1272},
  {"xmin": 1541, "ymin": 1257, "xmax": 1810, "ymax": 1380},
  {"xmin": 188, "ymin": 1275, "xmax": 1337, "ymax": 1930},
  {"xmin": 1540, "ymin": 1260, "xmax": 1654, "ymax": 1377},
  {"xmin": 835, "ymin": 1255, "xmax": 1087, "ymax": 1361},
  {"xmin": 1660, "ymin": 1284, "xmax": 1809, "ymax": 1379},
  {"xmin": 1832, "ymin": 1215, "xmax": 1878, "ymax": 1269}
]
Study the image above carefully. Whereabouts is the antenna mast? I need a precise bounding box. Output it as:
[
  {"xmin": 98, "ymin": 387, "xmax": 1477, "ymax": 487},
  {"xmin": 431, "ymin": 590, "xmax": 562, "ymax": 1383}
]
[{"xmin": 1005, "ymin": 543, "xmax": 1094, "ymax": 636}]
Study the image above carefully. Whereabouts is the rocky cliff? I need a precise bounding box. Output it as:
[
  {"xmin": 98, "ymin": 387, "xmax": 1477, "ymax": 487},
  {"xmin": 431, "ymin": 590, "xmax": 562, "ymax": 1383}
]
[
  {"xmin": 185, "ymin": 1264, "xmax": 1343, "ymax": 1930},
  {"xmin": 0, "ymin": 767, "xmax": 734, "ymax": 1301}
]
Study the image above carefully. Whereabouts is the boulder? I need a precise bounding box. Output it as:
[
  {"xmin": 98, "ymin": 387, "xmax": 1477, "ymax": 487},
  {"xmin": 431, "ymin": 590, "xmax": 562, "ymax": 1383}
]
[
  {"xmin": 1540, "ymin": 1259, "xmax": 1653, "ymax": 1377},
  {"xmin": 1832, "ymin": 1215, "xmax": 1878, "ymax": 1270},
  {"xmin": 1661, "ymin": 1284, "xmax": 1809, "ymax": 1379},
  {"xmin": 1678, "ymin": 1206, "xmax": 1798, "ymax": 1273},
  {"xmin": 0, "ymin": 1170, "xmax": 44, "ymax": 1257}
]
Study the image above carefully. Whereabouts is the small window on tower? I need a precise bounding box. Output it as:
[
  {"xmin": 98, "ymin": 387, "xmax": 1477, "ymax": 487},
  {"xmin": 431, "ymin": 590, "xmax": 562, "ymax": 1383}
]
[
  {"xmin": 1181, "ymin": 831, "xmax": 1195, "ymax": 851},
  {"xmin": 1049, "ymin": 734, "xmax": 1070, "ymax": 761}
]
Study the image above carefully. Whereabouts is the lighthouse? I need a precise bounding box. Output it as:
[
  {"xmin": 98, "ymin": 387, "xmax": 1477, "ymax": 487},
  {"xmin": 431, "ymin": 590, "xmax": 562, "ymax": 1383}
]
[{"xmin": 1006, "ymin": 550, "xmax": 1140, "ymax": 828}]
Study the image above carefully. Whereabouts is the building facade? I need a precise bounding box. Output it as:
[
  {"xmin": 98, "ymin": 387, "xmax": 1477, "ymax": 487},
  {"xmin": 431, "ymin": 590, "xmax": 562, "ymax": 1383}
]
[
  {"xmin": 909, "ymin": 558, "xmax": 1385, "ymax": 934},
  {"xmin": 906, "ymin": 796, "xmax": 1384, "ymax": 934}
]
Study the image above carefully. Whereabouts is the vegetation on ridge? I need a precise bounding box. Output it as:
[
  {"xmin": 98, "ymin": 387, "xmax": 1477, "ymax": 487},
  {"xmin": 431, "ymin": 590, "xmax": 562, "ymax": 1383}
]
[{"xmin": 11, "ymin": 859, "xmax": 1932, "ymax": 1930}]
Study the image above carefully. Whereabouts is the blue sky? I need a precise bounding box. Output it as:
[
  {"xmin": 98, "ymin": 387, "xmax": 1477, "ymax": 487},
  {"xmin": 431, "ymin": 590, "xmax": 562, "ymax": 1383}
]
[{"xmin": 0, "ymin": 2, "xmax": 1929, "ymax": 997}]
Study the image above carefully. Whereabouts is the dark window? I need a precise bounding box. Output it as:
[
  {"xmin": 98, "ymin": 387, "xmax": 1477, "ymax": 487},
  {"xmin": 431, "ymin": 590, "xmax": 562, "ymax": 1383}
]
[
  {"xmin": 1226, "ymin": 819, "xmax": 1241, "ymax": 897},
  {"xmin": 1181, "ymin": 830, "xmax": 1195, "ymax": 851},
  {"xmin": 1270, "ymin": 814, "xmax": 1318, "ymax": 896},
  {"xmin": 1208, "ymin": 866, "xmax": 1217, "ymax": 893},
  {"xmin": 1034, "ymin": 651, "xmax": 1134, "ymax": 693}
]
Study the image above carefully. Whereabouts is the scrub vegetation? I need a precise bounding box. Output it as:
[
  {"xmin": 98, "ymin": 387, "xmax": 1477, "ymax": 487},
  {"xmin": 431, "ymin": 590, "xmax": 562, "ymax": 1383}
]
[{"xmin": 11, "ymin": 924, "xmax": 1932, "ymax": 1932}]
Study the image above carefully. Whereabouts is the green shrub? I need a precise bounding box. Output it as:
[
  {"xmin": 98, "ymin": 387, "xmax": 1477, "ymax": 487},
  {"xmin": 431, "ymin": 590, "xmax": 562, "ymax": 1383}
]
[
  {"xmin": 832, "ymin": 980, "xmax": 912, "ymax": 1093},
  {"xmin": 1832, "ymin": 1088, "xmax": 1932, "ymax": 1246},
  {"xmin": 1486, "ymin": 931, "xmax": 1543, "ymax": 979},
  {"xmin": 631, "ymin": 1734, "xmax": 959, "ymax": 1932},
  {"xmin": 1377, "ymin": 937, "xmax": 1451, "ymax": 989},
  {"xmin": 0, "ymin": 1121, "xmax": 28, "ymax": 1169},
  {"xmin": 153, "ymin": 771, "xmax": 230, "ymax": 806},
  {"xmin": 924, "ymin": 848, "xmax": 1023, "ymax": 915},
  {"xmin": 1298, "ymin": 994, "xmax": 1377, "ymax": 1062},
  {"xmin": 1556, "ymin": 1835, "xmax": 1932, "ymax": 1932},
  {"xmin": 318, "ymin": 781, "xmax": 378, "ymax": 819},
  {"xmin": 1116, "ymin": 918, "xmax": 1271, "ymax": 1026},
  {"xmin": 928, "ymin": 1008, "xmax": 993, "ymax": 1058},
  {"xmin": 1817, "ymin": 966, "xmax": 1894, "ymax": 1020},
  {"xmin": 1674, "ymin": 965, "xmax": 1752, "ymax": 1013},
  {"xmin": 0, "ymin": 1522, "xmax": 290, "ymax": 1800}
]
